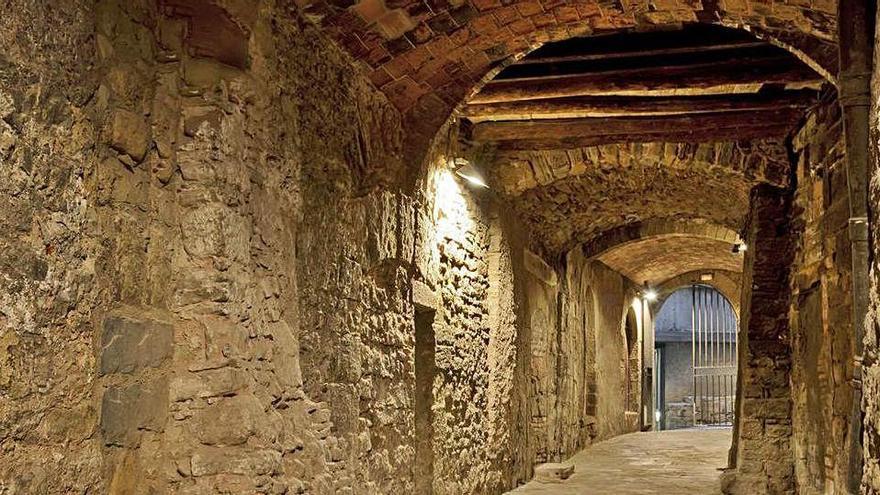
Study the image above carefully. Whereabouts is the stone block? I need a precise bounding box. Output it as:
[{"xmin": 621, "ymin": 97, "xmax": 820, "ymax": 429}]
[
  {"xmin": 100, "ymin": 314, "xmax": 173, "ymax": 375},
  {"xmin": 272, "ymin": 320, "xmax": 303, "ymax": 390},
  {"xmin": 0, "ymin": 90, "xmax": 14, "ymax": 119},
  {"xmin": 193, "ymin": 394, "xmax": 262, "ymax": 446},
  {"xmin": 170, "ymin": 367, "xmax": 249, "ymax": 402},
  {"xmin": 101, "ymin": 379, "xmax": 168, "ymax": 447},
  {"xmin": 742, "ymin": 397, "xmax": 791, "ymax": 420},
  {"xmin": 191, "ymin": 447, "xmax": 281, "ymax": 477},
  {"xmin": 412, "ymin": 279, "xmax": 439, "ymax": 310},
  {"xmin": 107, "ymin": 108, "xmax": 150, "ymax": 162},
  {"xmin": 0, "ymin": 120, "xmax": 16, "ymax": 157},
  {"xmin": 534, "ymin": 462, "xmax": 574, "ymax": 482},
  {"xmin": 525, "ymin": 249, "xmax": 557, "ymax": 286},
  {"xmin": 203, "ymin": 316, "xmax": 248, "ymax": 360}
]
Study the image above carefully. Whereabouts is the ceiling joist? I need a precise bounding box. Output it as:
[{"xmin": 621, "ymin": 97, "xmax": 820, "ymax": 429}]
[
  {"xmin": 469, "ymin": 109, "xmax": 804, "ymax": 148},
  {"xmin": 461, "ymin": 91, "xmax": 818, "ymax": 121},
  {"xmin": 470, "ymin": 58, "xmax": 822, "ymax": 104}
]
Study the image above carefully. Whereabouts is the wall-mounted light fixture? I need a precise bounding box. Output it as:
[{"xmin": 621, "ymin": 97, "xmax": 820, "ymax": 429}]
[
  {"xmin": 732, "ymin": 243, "xmax": 747, "ymax": 254},
  {"xmin": 700, "ymin": 272, "xmax": 714, "ymax": 282},
  {"xmin": 451, "ymin": 158, "xmax": 489, "ymax": 189},
  {"xmin": 642, "ymin": 281, "xmax": 657, "ymax": 302}
]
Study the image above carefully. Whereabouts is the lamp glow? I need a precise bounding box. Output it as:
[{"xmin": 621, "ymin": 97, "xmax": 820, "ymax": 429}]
[
  {"xmin": 643, "ymin": 289, "xmax": 658, "ymax": 301},
  {"xmin": 453, "ymin": 160, "xmax": 489, "ymax": 188}
]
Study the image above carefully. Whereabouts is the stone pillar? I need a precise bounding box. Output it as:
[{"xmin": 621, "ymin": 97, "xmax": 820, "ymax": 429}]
[{"xmin": 723, "ymin": 184, "xmax": 797, "ymax": 495}]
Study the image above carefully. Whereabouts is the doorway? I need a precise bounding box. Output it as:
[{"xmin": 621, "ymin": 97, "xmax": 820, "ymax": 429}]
[{"xmin": 654, "ymin": 285, "xmax": 737, "ymax": 429}]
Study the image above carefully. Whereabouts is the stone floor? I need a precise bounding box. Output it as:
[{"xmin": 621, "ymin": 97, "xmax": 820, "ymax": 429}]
[{"xmin": 509, "ymin": 427, "xmax": 732, "ymax": 495}]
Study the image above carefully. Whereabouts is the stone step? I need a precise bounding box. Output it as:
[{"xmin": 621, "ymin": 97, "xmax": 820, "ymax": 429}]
[{"xmin": 534, "ymin": 462, "xmax": 575, "ymax": 483}]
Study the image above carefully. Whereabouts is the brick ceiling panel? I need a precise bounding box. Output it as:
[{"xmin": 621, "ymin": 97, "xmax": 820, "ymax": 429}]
[
  {"xmin": 596, "ymin": 235, "xmax": 744, "ymax": 285},
  {"xmin": 301, "ymin": 0, "xmax": 837, "ymax": 121}
]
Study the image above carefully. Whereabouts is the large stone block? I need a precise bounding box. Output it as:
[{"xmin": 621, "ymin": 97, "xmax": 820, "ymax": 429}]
[
  {"xmin": 101, "ymin": 379, "xmax": 169, "ymax": 447},
  {"xmin": 100, "ymin": 314, "xmax": 173, "ymax": 375},
  {"xmin": 170, "ymin": 367, "xmax": 250, "ymax": 401},
  {"xmin": 272, "ymin": 320, "xmax": 303, "ymax": 390},
  {"xmin": 192, "ymin": 394, "xmax": 262, "ymax": 446},
  {"xmin": 534, "ymin": 462, "xmax": 574, "ymax": 482},
  {"xmin": 525, "ymin": 249, "xmax": 557, "ymax": 286},
  {"xmin": 190, "ymin": 447, "xmax": 281, "ymax": 477},
  {"xmin": 106, "ymin": 108, "xmax": 150, "ymax": 162}
]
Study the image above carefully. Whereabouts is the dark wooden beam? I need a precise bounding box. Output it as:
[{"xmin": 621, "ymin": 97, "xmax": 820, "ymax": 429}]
[
  {"xmin": 469, "ymin": 109, "xmax": 803, "ymax": 148},
  {"xmin": 523, "ymin": 23, "xmax": 758, "ymax": 61},
  {"xmin": 470, "ymin": 58, "xmax": 822, "ymax": 104},
  {"xmin": 461, "ymin": 91, "xmax": 817, "ymax": 121},
  {"xmin": 514, "ymin": 40, "xmax": 768, "ymax": 66},
  {"xmin": 484, "ymin": 126, "xmax": 796, "ymax": 150},
  {"xmin": 497, "ymin": 44, "xmax": 786, "ymax": 80}
]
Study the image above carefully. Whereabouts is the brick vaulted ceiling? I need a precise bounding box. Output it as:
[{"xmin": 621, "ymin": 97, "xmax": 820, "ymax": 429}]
[
  {"xmin": 301, "ymin": 0, "xmax": 838, "ymax": 121},
  {"xmin": 455, "ymin": 24, "xmax": 823, "ymax": 282},
  {"xmin": 296, "ymin": 0, "xmax": 836, "ymax": 283}
]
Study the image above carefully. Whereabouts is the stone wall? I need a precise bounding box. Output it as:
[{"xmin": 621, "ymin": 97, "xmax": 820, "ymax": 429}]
[
  {"xmin": 0, "ymin": 2, "xmax": 655, "ymax": 493},
  {"xmin": 0, "ymin": 1, "xmax": 415, "ymax": 492},
  {"xmin": 725, "ymin": 184, "xmax": 798, "ymax": 495},
  {"xmin": 724, "ymin": 96, "xmax": 858, "ymax": 495},
  {"xmin": 559, "ymin": 248, "xmax": 643, "ymax": 446},
  {"xmin": 0, "ymin": 1, "xmax": 103, "ymax": 492},
  {"xmin": 788, "ymin": 99, "xmax": 854, "ymax": 494},
  {"xmin": 862, "ymin": 13, "xmax": 880, "ymax": 493},
  {"xmin": 300, "ymin": 141, "xmax": 648, "ymax": 493}
]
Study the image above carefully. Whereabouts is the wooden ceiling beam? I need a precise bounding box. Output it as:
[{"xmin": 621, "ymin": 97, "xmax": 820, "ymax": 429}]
[
  {"xmin": 483, "ymin": 126, "xmax": 796, "ymax": 150},
  {"xmin": 461, "ymin": 91, "xmax": 818, "ymax": 121},
  {"xmin": 497, "ymin": 44, "xmax": 786, "ymax": 80},
  {"xmin": 469, "ymin": 109, "xmax": 803, "ymax": 147},
  {"xmin": 513, "ymin": 40, "xmax": 769, "ymax": 66},
  {"xmin": 470, "ymin": 58, "xmax": 822, "ymax": 104}
]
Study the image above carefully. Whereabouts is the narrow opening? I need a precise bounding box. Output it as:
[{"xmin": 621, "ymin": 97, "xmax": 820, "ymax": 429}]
[
  {"xmin": 583, "ymin": 288, "xmax": 597, "ymax": 419},
  {"xmin": 624, "ymin": 309, "xmax": 639, "ymax": 413},
  {"xmin": 415, "ymin": 308, "xmax": 437, "ymax": 495}
]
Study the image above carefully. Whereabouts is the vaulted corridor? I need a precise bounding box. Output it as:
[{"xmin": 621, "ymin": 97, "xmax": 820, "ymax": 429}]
[{"xmin": 1, "ymin": 1, "xmax": 880, "ymax": 494}]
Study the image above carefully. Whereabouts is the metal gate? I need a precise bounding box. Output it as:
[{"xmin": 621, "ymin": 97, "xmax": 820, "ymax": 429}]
[{"xmin": 691, "ymin": 285, "xmax": 737, "ymax": 426}]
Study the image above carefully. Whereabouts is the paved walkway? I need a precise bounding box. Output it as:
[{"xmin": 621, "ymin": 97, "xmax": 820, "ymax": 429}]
[{"xmin": 509, "ymin": 428, "xmax": 732, "ymax": 495}]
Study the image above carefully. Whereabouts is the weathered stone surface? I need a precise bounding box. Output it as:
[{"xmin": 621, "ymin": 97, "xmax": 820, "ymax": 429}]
[
  {"xmin": 170, "ymin": 368, "xmax": 249, "ymax": 402},
  {"xmin": 100, "ymin": 314, "xmax": 173, "ymax": 375},
  {"xmin": 524, "ymin": 248, "xmax": 557, "ymax": 286},
  {"xmin": 106, "ymin": 108, "xmax": 151, "ymax": 162},
  {"xmin": 724, "ymin": 184, "xmax": 798, "ymax": 495},
  {"xmin": 101, "ymin": 379, "xmax": 169, "ymax": 447},
  {"xmin": 192, "ymin": 395, "xmax": 262, "ymax": 446},
  {"xmin": 534, "ymin": 462, "xmax": 574, "ymax": 482},
  {"xmin": 412, "ymin": 278, "xmax": 439, "ymax": 309},
  {"xmin": 190, "ymin": 447, "xmax": 282, "ymax": 477},
  {"xmin": 0, "ymin": 2, "xmax": 863, "ymax": 495}
]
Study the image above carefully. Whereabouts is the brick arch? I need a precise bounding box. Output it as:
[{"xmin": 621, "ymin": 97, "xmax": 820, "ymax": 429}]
[
  {"xmin": 582, "ymin": 218, "xmax": 742, "ymax": 259},
  {"xmin": 301, "ymin": 0, "xmax": 838, "ymax": 157},
  {"xmin": 583, "ymin": 218, "xmax": 745, "ymax": 286}
]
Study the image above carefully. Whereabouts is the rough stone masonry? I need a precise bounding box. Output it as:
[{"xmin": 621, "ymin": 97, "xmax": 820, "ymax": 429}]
[{"xmin": 2, "ymin": 1, "xmax": 880, "ymax": 495}]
